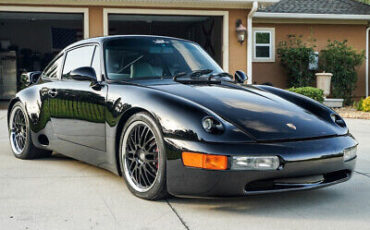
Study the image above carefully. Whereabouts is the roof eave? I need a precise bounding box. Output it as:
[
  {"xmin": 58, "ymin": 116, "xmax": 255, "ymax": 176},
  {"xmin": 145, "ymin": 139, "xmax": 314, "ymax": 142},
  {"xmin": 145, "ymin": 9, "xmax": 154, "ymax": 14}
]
[
  {"xmin": 254, "ymin": 12, "xmax": 370, "ymax": 20},
  {"xmin": 0, "ymin": 0, "xmax": 279, "ymax": 9}
]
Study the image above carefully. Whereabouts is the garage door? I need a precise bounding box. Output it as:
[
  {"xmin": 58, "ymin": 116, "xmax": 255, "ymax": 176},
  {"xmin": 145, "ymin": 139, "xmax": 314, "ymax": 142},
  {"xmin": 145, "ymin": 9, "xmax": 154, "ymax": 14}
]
[
  {"xmin": 107, "ymin": 14, "xmax": 223, "ymax": 67},
  {"xmin": 0, "ymin": 12, "xmax": 84, "ymax": 99}
]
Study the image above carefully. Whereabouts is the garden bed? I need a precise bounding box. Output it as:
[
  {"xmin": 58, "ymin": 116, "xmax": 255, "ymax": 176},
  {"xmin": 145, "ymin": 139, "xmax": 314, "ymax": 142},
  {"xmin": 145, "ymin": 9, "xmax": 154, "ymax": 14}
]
[
  {"xmin": 0, "ymin": 102, "xmax": 8, "ymax": 110},
  {"xmin": 334, "ymin": 107, "xmax": 370, "ymax": 120}
]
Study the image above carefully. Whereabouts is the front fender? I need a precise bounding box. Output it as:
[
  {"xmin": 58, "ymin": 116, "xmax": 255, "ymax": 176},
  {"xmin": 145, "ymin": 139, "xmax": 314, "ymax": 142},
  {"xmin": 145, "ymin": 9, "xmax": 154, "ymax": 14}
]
[{"xmin": 255, "ymin": 85, "xmax": 348, "ymax": 135}]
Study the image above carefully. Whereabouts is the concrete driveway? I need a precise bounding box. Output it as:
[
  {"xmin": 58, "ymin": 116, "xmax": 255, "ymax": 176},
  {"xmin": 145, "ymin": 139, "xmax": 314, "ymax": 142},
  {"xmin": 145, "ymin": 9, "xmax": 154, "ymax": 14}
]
[{"xmin": 0, "ymin": 109, "xmax": 369, "ymax": 230}]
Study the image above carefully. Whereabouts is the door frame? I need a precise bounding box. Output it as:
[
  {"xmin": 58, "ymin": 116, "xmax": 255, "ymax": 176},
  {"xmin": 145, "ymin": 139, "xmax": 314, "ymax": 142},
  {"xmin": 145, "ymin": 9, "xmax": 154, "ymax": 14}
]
[
  {"xmin": 0, "ymin": 6, "xmax": 89, "ymax": 39},
  {"xmin": 103, "ymin": 8, "xmax": 229, "ymax": 72}
]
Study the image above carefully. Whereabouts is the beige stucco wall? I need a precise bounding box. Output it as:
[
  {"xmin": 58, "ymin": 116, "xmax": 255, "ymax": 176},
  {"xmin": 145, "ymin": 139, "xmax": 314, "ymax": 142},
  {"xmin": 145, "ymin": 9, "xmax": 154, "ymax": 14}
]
[
  {"xmin": 89, "ymin": 6, "xmax": 104, "ymax": 38},
  {"xmin": 252, "ymin": 23, "xmax": 368, "ymax": 98},
  {"xmin": 228, "ymin": 9, "xmax": 248, "ymax": 75}
]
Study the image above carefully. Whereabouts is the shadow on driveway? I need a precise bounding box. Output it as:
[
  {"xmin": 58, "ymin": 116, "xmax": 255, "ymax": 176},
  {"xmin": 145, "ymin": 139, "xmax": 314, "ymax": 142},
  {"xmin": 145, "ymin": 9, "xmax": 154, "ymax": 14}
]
[{"xmin": 165, "ymin": 177, "xmax": 368, "ymax": 221}]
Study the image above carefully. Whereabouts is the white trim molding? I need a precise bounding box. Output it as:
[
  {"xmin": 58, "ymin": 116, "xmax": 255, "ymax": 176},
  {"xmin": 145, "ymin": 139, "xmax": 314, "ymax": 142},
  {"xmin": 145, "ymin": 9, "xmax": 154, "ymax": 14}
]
[
  {"xmin": 0, "ymin": 6, "xmax": 89, "ymax": 39},
  {"xmin": 254, "ymin": 12, "xmax": 370, "ymax": 21},
  {"xmin": 366, "ymin": 27, "xmax": 369, "ymax": 98},
  {"xmin": 252, "ymin": 27, "xmax": 275, "ymax": 63},
  {"xmin": 103, "ymin": 8, "xmax": 229, "ymax": 72},
  {"xmin": 247, "ymin": 1, "xmax": 258, "ymax": 84}
]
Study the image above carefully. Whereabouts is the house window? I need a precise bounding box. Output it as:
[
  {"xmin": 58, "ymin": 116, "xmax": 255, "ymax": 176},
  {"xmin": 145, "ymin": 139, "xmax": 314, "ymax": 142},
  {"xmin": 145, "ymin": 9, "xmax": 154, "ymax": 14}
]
[{"xmin": 253, "ymin": 28, "xmax": 275, "ymax": 62}]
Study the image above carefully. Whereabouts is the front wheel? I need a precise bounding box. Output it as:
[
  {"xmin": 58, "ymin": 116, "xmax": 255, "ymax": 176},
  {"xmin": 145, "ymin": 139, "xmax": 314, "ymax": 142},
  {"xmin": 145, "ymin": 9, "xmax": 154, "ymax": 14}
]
[
  {"xmin": 8, "ymin": 102, "xmax": 52, "ymax": 159},
  {"xmin": 119, "ymin": 112, "xmax": 168, "ymax": 200}
]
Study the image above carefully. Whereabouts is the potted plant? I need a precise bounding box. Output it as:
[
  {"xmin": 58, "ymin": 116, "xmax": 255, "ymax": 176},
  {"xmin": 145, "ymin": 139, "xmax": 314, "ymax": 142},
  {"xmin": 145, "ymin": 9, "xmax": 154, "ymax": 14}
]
[
  {"xmin": 315, "ymin": 71, "xmax": 343, "ymax": 108},
  {"xmin": 315, "ymin": 72, "xmax": 332, "ymax": 98}
]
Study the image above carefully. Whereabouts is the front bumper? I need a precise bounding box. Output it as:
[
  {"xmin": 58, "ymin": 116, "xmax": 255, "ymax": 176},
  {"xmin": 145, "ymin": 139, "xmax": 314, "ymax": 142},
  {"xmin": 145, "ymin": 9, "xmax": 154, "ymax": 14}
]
[{"xmin": 165, "ymin": 135, "xmax": 357, "ymax": 197}]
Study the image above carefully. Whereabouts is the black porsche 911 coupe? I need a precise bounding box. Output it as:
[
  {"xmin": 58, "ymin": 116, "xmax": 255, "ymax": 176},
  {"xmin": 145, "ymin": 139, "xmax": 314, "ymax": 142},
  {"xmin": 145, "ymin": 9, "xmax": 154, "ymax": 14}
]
[{"xmin": 8, "ymin": 35, "xmax": 357, "ymax": 200}]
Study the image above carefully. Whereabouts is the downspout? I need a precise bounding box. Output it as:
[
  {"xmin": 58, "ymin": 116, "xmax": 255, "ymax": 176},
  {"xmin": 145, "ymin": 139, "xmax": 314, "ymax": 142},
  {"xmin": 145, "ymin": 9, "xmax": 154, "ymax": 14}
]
[
  {"xmin": 247, "ymin": 1, "xmax": 258, "ymax": 84},
  {"xmin": 366, "ymin": 26, "xmax": 369, "ymax": 97}
]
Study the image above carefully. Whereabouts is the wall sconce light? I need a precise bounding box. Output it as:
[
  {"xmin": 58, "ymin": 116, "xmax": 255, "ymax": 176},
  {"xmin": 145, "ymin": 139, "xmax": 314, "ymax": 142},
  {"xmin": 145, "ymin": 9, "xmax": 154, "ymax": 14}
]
[{"xmin": 235, "ymin": 19, "xmax": 247, "ymax": 44}]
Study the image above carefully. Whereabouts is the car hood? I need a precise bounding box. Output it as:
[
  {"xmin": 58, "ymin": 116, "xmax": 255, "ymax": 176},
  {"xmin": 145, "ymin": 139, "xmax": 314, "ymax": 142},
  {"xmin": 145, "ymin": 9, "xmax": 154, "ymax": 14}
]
[{"xmin": 148, "ymin": 82, "xmax": 343, "ymax": 141}]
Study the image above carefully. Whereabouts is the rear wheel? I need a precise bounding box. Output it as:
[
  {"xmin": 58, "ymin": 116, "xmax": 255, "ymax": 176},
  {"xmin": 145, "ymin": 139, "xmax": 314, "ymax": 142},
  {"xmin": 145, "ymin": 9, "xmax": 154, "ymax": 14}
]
[
  {"xmin": 8, "ymin": 102, "xmax": 52, "ymax": 159},
  {"xmin": 119, "ymin": 112, "xmax": 168, "ymax": 200}
]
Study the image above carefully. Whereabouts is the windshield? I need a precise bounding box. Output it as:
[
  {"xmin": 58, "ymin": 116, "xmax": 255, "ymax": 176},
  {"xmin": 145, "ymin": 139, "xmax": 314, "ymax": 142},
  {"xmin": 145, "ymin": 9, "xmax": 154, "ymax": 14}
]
[{"xmin": 104, "ymin": 37, "xmax": 223, "ymax": 80}]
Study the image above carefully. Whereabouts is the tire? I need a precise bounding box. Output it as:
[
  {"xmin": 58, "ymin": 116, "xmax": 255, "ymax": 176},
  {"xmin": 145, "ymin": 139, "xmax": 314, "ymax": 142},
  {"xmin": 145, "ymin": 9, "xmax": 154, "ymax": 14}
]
[
  {"xmin": 119, "ymin": 112, "xmax": 168, "ymax": 200},
  {"xmin": 8, "ymin": 102, "xmax": 52, "ymax": 159}
]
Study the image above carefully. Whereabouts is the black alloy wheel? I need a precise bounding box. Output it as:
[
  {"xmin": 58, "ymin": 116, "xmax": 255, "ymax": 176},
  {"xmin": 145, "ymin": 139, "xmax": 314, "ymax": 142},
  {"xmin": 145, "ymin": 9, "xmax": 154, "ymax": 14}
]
[
  {"xmin": 9, "ymin": 106, "xmax": 27, "ymax": 155},
  {"xmin": 8, "ymin": 102, "xmax": 52, "ymax": 159},
  {"xmin": 120, "ymin": 112, "xmax": 167, "ymax": 200}
]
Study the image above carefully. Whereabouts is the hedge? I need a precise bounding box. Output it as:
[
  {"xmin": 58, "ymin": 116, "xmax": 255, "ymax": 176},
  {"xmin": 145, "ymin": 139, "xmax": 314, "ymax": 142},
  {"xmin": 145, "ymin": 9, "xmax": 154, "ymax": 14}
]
[{"xmin": 288, "ymin": 87, "xmax": 324, "ymax": 103}]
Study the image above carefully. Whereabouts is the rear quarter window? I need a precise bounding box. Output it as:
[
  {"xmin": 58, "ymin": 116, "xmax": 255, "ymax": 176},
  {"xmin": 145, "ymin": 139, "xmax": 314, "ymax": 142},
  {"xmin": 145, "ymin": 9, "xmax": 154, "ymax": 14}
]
[{"xmin": 42, "ymin": 55, "xmax": 64, "ymax": 80}]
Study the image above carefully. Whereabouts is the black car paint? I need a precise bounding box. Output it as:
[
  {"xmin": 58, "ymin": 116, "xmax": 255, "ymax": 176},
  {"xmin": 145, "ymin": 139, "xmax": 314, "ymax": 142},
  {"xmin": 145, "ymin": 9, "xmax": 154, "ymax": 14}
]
[{"xmin": 8, "ymin": 36, "xmax": 357, "ymax": 197}]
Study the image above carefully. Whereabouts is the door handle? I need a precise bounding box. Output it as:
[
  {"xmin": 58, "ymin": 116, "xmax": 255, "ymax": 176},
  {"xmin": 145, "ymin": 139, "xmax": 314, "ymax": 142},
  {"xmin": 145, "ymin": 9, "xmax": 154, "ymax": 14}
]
[{"xmin": 48, "ymin": 88, "xmax": 58, "ymax": 98}]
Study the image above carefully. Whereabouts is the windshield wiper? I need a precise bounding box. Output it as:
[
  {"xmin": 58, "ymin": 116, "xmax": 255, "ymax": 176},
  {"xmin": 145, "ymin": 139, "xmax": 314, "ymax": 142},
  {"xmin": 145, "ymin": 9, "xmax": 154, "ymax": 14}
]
[{"xmin": 173, "ymin": 69, "xmax": 213, "ymax": 81}]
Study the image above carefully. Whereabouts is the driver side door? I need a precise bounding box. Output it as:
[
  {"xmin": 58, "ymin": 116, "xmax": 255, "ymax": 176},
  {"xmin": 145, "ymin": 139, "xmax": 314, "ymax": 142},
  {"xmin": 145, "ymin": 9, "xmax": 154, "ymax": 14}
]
[{"xmin": 49, "ymin": 44, "xmax": 107, "ymax": 152}]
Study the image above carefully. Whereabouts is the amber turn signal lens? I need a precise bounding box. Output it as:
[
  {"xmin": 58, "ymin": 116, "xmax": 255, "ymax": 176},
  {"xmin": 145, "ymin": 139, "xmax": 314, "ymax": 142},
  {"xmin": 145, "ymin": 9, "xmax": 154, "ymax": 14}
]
[
  {"xmin": 182, "ymin": 152, "xmax": 227, "ymax": 170},
  {"xmin": 203, "ymin": 154, "xmax": 228, "ymax": 170}
]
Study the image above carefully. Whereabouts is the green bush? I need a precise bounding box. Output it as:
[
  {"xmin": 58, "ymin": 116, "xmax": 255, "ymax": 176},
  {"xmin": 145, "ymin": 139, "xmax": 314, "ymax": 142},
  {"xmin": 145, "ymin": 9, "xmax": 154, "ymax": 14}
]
[
  {"xmin": 277, "ymin": 35, "xmax": 316, "ymax": 87},
  {"xmin": 353, "ymin": 98, "xmax": 364, "ymax": 111},
  {"xmin": 288, "ymin": 87, "xmax": 324, "ymax": 103},
  {"xmin": 355, "ymin": 0, "xmax": 370, "ymax": 4},
  {"xmin": 319, "ymin": 40, "xmax": 365, "ymax": 105},
  {"xmin": 362, "ymin": 97, "xmax": 370, "ymax": 112}
]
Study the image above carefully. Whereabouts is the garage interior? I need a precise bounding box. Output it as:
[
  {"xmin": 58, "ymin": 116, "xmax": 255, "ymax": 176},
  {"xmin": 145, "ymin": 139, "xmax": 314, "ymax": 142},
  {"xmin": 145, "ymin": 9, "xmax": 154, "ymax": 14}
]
[
  {"xmin": 0, "ymin": 12, "xmax": 83, "ymax": 99},
  {"xmin": 108, "ymin": 14, "xmax": 223, "ymax": 66},
  {"xmin": 0, "ymin": 13, "xmax": 224, "ymax": 100}
]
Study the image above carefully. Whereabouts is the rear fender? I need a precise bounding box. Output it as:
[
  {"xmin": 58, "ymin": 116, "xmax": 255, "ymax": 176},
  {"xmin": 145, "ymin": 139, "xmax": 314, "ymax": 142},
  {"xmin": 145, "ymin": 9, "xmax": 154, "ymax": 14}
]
[{"xmin": 8, "ymin": 85, "xmax": 49, "ymax": 133}]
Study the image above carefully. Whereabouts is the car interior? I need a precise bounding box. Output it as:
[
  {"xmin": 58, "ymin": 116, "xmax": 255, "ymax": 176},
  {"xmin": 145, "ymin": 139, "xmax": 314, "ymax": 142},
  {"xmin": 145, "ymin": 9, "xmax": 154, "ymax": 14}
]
[{"xmin": 106, "ymin": 49, "xmax": 184, "ymax": 80}]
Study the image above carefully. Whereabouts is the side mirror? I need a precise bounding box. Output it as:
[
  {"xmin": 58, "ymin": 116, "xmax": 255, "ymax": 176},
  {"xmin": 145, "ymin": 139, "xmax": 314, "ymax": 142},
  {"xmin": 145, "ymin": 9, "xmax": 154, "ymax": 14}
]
[
  {"xmin": 70, "ymin": 67, "xmax": 97, "ymax": 82},
  {"xmin": 234, "ymin": 70, "xmax": 248, "ymax": 84},
  {"xmin": 21, "ymin": 71, "xmax": 42, "ymax": 87}
]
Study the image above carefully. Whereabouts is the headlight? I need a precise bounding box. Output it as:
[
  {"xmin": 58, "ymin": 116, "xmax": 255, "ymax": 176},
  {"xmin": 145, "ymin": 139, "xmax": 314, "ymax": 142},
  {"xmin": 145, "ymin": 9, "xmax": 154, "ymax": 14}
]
[
  {"xmin": 343, "ymin": 146, "xmax": 357, "ymax": 161},
  {"xmin": 231, "ymin": 156, "xmax": 280, "ymax": 170},
  {"xmin": 201, "ymin": 117, "xmax": 224, "ymax": 134},
  {"xmin": 331, "ymin": 113, "xmax": 346, "ymax": 127},
  {"xmin": 202, "ymin": 118, "xmax": 213, "ymax": 131}
]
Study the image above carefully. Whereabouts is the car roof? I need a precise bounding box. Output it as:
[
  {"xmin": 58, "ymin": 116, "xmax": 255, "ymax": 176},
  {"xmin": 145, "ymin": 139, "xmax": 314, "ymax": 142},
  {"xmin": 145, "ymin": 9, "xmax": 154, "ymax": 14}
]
[{"xmin": 64, "ymin": 35, "xmax": 193, "ymax": 51}]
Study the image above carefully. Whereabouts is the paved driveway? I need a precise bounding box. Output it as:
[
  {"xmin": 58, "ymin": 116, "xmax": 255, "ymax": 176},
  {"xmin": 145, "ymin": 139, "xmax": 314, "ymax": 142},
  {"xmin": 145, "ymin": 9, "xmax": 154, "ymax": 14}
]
[{"xmin": 0, "ymin": 109, "xmax": 369, "ymax": 230}]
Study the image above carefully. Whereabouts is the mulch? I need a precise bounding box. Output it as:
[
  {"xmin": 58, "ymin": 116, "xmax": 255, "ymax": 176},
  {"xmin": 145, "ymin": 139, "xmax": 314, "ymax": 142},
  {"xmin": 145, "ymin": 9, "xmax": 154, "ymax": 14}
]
[
  {"xmin": 334, "ymin": 107, "xmax": 370, "ymax": 120},
  {"xmin": 0, "ymin": 101, "xmax": 9, "ymax": 110}
]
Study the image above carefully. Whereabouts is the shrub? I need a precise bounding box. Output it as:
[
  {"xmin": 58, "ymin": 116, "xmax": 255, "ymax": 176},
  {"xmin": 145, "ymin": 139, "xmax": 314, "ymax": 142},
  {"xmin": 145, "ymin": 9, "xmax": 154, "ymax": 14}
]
[
  {"xmin": 277, "ymin": 35, "xmax": 316, "ymax": 87},
  {"xmin": 319, "ymin": 40, "xmax": 365, "ymax": 105},
  {"xmin": 288, "ymin": 87, "xmax": 324, "ymax": 103},
  {"xmin": 362, "ymin": 97, "xmax": 370, "ymax": 112},
  {"xmin": 353, "ymin": 98, "xmax": 364, "ymax": 111}
]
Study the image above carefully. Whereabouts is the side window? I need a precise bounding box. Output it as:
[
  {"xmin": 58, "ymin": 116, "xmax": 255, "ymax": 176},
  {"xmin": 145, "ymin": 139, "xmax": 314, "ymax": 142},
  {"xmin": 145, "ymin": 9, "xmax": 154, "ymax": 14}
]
[
  {"xmin": 42, "ymin": 56, "xmax": 63, "ymax": 79},
  {"xmin": 91, "ymin": 46, "xmax": 101, "ymax": 78},
  {"xmin": 62, "ymin": 46, "xmax": 95, "ymax": 78},
  {"xmin": 252, "ymin": 28, "xmax": 275, "ymax": 62}
]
